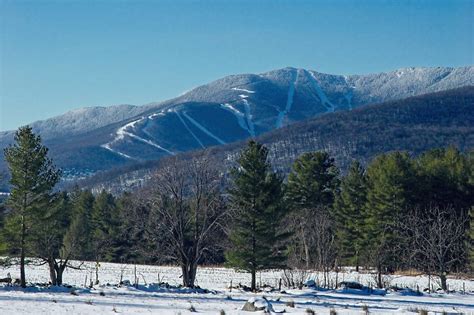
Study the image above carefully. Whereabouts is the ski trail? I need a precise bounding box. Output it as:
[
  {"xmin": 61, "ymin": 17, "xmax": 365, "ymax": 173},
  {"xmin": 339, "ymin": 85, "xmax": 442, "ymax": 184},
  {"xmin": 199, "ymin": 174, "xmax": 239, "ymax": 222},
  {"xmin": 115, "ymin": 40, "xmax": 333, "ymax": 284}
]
[
  {"xmin": 124, "ymin": 131, "xmax": 175, "ymax": 155},
  {"xmin": 241, "ymin": 97, "xmax": 255, "ymax": 137},
  {"xmin": 101, "ymin": 143, "xmax": 135, "ymax": 160},
  {"xmin": 220, "ymin": 103, "xmax": 251, "ymax": 134},
  {"xmin": 174, "ymin": 110, "xmax": 205, "ymax": 148},
  {"xmin": 345, "ymin": 90, "xmax": 353, "ymax": 110},
  {"xmin": 182, "ymin": 111, "xmax": 226, "ymax": 145},
  {"xmin": 232, "ymin": 87, "xmax": 255, "ymax": 93},
  {"xmin": 148, "ymin": 111, "xmax": 165, "ymax": 120},
  {"xmin": 343, "ymin": 75, "xmax": 355, "ymax": 110},
  {"xmin": 307, "ymin": 70, "xmax": 335, "ymax": 112},
  {"xmin": 276, "ymin": 68, "xmax": 299, "ymax": 128},
  {"xmin": 102, "ymin": 114, "xmax": 175, "ymax": 157}
]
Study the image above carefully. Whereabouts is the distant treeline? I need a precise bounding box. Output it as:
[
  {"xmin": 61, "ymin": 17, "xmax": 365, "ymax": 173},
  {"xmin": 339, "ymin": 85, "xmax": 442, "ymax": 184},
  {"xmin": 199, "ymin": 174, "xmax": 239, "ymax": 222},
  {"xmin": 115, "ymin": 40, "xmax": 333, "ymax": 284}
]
[{"xmin": 0, "ymin": 126, "xmax": 473, "ymax": 292}]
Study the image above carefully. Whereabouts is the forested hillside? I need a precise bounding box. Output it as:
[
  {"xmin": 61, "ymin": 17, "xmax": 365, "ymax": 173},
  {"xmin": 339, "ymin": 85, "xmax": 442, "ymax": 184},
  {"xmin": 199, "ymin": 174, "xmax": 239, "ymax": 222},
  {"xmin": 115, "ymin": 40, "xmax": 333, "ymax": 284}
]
[{"xmin": 79, "ymin": 86, "xmax": 474, "ymax": 194}]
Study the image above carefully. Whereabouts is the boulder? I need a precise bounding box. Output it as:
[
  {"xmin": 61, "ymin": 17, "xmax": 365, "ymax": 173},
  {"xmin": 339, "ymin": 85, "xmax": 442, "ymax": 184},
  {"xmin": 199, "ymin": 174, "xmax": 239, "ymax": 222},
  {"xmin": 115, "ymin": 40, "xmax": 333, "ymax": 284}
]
[{"xmin": 242, "ymin": 297, "xmax": 274, "ymax": 312}]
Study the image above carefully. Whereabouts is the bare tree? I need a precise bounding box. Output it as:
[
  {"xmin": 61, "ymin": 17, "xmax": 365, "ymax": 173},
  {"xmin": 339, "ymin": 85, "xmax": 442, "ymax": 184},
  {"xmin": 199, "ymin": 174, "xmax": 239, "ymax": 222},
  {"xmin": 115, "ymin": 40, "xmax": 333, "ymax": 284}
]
[
  {"xmin": 147, "ymin": 154, "xmax": 227, "ymax": 287},
  {"xmin": 365, "ymin": 224, "xmax": 395, "ymax": 289},
  {"xmin": 286, "ymin": 206, "xmax": 337, "ymax": 288},
  {"xmin": 312, "ymin": 207, "xmax": 338, "ymax": 288},
  {"xmin": 399, "ymin": 204, "xmax": 467, "ymax": 291}
]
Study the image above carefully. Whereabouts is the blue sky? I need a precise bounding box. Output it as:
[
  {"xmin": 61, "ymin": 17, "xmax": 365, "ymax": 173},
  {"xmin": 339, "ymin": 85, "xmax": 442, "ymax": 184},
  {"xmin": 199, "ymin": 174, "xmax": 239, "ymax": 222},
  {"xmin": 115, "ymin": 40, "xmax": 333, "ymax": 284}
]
[{"xmin": 0, "ymin": 0, "xmax": 472, "ymax": 131}]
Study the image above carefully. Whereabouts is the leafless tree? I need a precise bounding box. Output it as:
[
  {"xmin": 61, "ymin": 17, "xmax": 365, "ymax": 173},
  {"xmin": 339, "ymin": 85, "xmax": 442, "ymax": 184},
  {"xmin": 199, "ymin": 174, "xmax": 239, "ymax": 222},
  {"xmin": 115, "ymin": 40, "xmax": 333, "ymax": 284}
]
[
  {"xmin": 399, "ymin": 204, "xmax": 467, "ymax": 291},
  {"xmin": 312, "ymin": 207, "xmax": 338, "ymax": 288},
  {"xmin": 286, "ymin": 206, "xmax": 337, "ymax": 288},
  {"xmin": 147, "ymin": 153, "xmax": 227, "ymax": 287}
]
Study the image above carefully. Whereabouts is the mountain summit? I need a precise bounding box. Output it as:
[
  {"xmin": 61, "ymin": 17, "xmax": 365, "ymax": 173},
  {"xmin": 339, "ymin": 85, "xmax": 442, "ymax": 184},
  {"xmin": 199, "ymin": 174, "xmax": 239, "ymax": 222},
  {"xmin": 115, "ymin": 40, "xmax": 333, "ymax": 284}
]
[{"xmin": 0, "ymin": 66, "xmax": 472, "ymax": 185}]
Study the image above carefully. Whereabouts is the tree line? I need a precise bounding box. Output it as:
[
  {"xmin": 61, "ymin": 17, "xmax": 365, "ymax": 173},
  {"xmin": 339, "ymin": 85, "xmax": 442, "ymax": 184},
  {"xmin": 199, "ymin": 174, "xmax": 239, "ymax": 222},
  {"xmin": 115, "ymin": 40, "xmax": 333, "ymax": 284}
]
[{"xmin": 1, "ymin": 126, "xmax": 473, "ymax": 291}]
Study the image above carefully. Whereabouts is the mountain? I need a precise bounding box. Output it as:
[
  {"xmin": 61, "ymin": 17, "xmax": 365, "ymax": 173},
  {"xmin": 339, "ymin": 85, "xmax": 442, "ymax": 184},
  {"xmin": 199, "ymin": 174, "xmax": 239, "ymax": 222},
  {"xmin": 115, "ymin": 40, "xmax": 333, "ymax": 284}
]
[
  {"xmin": 78, "ymin": 86, "xmax": 474, "ymax": 194},
  {"xmin": 0, "ymin": 66, "xmax": 473, "ymax": 190},
  {"xmin": 0, "ymin": 104, "xmax": 155, "ymax": 143}
]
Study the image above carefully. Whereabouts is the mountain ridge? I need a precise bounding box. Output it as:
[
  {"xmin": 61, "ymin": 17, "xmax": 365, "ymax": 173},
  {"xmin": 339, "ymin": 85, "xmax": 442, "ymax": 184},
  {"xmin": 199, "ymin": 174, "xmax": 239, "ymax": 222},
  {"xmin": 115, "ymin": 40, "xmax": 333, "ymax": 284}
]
[
  {"xmin": 76, "ymin": 86, "xmax": 474, "ymax": 194},
  {"xmin": 0, "ymin": 65, "xmax": 472, "ymax": 189}
]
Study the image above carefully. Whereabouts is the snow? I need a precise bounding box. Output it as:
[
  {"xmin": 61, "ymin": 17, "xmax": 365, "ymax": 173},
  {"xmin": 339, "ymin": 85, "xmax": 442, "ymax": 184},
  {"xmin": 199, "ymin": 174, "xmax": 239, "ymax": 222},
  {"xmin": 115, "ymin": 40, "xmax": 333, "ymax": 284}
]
[
  {"xmin": 102, "ymin": 115, "xmax": 175, "ymax": 157},
  {"xmin": 236, "ymin": 93, "xmax": 256, "ymax": 138},
  {"xmin": 345, "ymin": 90, "xmax": 353, "ymax": 110},
  {"xmin": 276, "ymin": 68, "xmax": 299, "ymax": 128},
  {"xmin": 231, "ymin": 87, "xmax": 255, "ymax": 93},
  {"xmin": 0, "ymin": 261, "xmax": 473, "ymax": 314},
  {"xmin": 125, "ymin": 132, "xmax": 175, "ymax": 155},
  {"xmin": 182, "ymin": 111, "xmax": 226, "ymax": 145},
  {"xmin": 148, "ymin": 111, "xmax": 165, "ymax": 120},
  {"xmin": 100, "ymin": 143, "xmax": 134, "ymax": 160},
  {"xmin": 174, "ymin": 110, "xmax": 205, "ymax": 148},
  {"xmin": 220, "ymin": 103, "xmax": 250, "ymax": 134},
  {"xmin": 307, "ymin": 70, "xmax": 336, "ymax": 112}
]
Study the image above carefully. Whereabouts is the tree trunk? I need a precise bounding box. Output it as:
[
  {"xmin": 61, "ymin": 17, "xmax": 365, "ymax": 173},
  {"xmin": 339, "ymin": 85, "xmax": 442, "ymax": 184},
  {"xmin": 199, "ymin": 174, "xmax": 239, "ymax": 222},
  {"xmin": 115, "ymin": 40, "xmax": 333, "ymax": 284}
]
[
  {"xmin": 181, "ymin": 264, "xmax": 190, "ymax": 287},
  {"xmin": 302, "ymin": 226, "xmax": 310, "ymax": 269},
  {"xmin": 95, "ymin": 260, "xmax": 99, "ymax": 285},
  {"xmin": 56, "ymin": 265, "xmax": 65, "ymax": 286},
  {"xmin": 251, "ymin": 269, "xmax": 256, "ymax": 292},
  {"xmin": 355, "ymin": 250, "xmax": 360, "ymax": 272},
  {"xmin": 20, "ymin": 215, "xmax": 26, "ymax": 288},
  {"xmin": 377, "ymin": 264, "xmax": 383, "ymax": 288},
  {"xmin": 188, "ymin": 262, "xmax": 197, "ymax": 288},
  {"xmin": 440, "ymin": 273, "xmax": 447, "ymax": 291},
  {"xmin": 48, "ymin": 260, "xmax": 57, "ymax": 285}
]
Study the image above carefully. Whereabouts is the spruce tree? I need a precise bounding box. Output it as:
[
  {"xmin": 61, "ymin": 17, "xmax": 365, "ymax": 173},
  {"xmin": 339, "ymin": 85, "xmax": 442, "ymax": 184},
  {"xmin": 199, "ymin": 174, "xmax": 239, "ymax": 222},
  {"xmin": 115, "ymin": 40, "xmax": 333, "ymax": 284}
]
[
  {"xmin": 285, "ymin": 151, "xmax": 339, "ymax": 268},
  {"xmin": 225, "ymin": 141, "xmax": 288, "ymax": 291},
  {"xmin": 91, "ymin": 190, "xmax": 119, "ymax": 262},
  {"xmin": 286, "ymin": 152, "xmax": 339, "ymax": 208},
  {"xmin": 334, "ymin": 160, "xmax": 367, "ymax": 271},
  {"xmin": 3, "ymin": 126, "xmax": 61, "ymax": 287},
  {"xmin": 31, "ymin": 192, "xmax": 72, "ymax": 285},
  {"xmin": 67, "ymin": 189, "xmax": 95, "ymax": 260},
  {"xmin": 365, "ymin": 152, "xmax": 415, "ymax": 286}
]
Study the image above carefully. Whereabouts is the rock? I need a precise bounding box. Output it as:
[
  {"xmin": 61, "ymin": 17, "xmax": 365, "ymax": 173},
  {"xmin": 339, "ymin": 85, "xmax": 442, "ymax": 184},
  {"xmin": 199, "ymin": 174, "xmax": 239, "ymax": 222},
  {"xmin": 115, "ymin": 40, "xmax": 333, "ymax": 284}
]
[{"xmin": 242, "ymin": 297, "xmax": 274, "ymax": 312}]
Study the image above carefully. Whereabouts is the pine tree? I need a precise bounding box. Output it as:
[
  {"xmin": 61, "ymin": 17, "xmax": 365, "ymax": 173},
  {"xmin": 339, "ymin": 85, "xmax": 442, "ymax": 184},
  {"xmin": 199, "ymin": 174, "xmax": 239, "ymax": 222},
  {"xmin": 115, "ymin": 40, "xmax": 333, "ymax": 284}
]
[
  {"xmin": 334, "ymin": 160, "xmax": 367, "ymax": 271},
  {"xmin": 91, "ymin": 190, "xmax": 119, "ymax": 262},
  {"xmin": 31, "ymin": 192, "xmax": 72, "ymax": 285},
  {"xmin": 225, "ymin": 141, "xmax": 288, "ymax": 291},
  {"xmin": 365, "ymin": 152, "xmax": 415, "ymax": 286},
  {"xmin": 285, "ymin": 151, "xmax": 339, "ymax": 268},
  {"xmin": 3, "ymin": 126, "xmax": 61, "ymax": 287},
  {"xmin": 66, "ymin": 189, "xmax": 95, "ymax": 260},
  {"xmin": 286, "ymin": 152, "xmax": 339, "ymax": 208}
]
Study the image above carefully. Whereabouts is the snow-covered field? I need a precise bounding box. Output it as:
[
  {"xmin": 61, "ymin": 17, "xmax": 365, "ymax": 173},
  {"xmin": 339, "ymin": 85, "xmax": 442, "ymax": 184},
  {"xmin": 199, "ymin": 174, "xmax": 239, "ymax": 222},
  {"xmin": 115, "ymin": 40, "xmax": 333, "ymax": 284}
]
[{"xmin": 0, "ymin": 261, "xmax": 473, "ymax": 314}]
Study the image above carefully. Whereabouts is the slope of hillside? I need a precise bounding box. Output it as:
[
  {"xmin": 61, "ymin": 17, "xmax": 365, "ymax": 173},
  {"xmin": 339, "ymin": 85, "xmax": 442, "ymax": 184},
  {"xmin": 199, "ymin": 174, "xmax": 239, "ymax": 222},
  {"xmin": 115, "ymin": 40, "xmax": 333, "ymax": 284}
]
[
  {"xmin": 77, "ymin": 86, "xmax": 474, "ymax": 194},
  {"xmin": 0, "ymin": 66, "xmax": 472, "ymax": 190}
]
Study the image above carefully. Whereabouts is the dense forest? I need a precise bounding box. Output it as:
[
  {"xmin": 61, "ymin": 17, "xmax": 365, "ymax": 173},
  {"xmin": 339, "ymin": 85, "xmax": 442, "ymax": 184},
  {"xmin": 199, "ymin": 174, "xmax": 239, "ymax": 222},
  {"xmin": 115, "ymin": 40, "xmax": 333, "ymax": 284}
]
[
  {"xmin": 76, "ymin": 86, "xmax": 474, "ymax": 194},
  {"xmin": 1, "ymin": 126, "xmax": 473, "ymax": 292}
]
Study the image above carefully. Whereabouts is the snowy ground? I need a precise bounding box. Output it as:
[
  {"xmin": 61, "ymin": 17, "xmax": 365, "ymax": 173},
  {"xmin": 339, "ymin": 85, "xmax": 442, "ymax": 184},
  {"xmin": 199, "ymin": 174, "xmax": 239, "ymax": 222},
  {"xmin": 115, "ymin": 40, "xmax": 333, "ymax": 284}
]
[{"xmin": 0, "ymin": 261, "xmax": 473, "ymax": 314}]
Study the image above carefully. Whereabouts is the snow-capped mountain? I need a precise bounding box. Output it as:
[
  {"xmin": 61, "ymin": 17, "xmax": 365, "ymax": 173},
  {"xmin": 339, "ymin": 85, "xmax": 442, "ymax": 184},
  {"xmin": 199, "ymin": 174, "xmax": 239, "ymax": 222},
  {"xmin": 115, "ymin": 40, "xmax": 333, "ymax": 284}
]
[
  {"xmin": 0, "ymin": 66, "xmax": 472, "ymax": 187},
  {"xmin": 78, "ymin": 86, "xmax": 474, "ymax": 194}
]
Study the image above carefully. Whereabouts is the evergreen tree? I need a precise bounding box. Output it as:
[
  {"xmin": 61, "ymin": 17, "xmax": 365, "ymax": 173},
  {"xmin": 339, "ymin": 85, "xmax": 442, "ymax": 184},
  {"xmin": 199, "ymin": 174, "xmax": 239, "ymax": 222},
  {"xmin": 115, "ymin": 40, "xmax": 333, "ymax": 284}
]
[
  {"xmin": 285, "ymin": 151, "xmax": 339, "ymax": 268},
  {"xmin": 225, "ymin": 141, "xmax": 288, "ymax": 291},
  {"xmin": 66, "ymin": 190, "xmax": 95, "ymax": 260},
  {"xmin": 415, "ymin": 147, "xmax": 473, "ymax": 214},
  {"xmin": 364, "ymin": 152, "xmax": 415, "ymax": 286},
  {"xmin": 334, "ymin": 160, "xmax": 367, "ymax": 271},
  {"xmin": 31, "ymin": 192, "xmax": 73, "ymax": 285},
  {"xmin": 415, "ymin": 147, "xmax": 473, "ymax": 271},
  {"xmin": 3, "ymin": 126, "xmax": 61, "ymax": 287},
  {"xmin": 286, "ymin": 152, "xmax": 339, "ymax": 208},
  {"xmin": 91, "ymin": 190, "xmax": 119, "ymax": 262}
]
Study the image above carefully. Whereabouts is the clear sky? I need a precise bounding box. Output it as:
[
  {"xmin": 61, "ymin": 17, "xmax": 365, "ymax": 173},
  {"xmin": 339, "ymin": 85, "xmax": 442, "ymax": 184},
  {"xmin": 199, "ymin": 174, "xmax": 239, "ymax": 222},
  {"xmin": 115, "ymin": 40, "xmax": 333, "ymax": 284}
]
[{"xmin": 0, "ymin": 0, "xmax": 472, "ymax": 131}]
